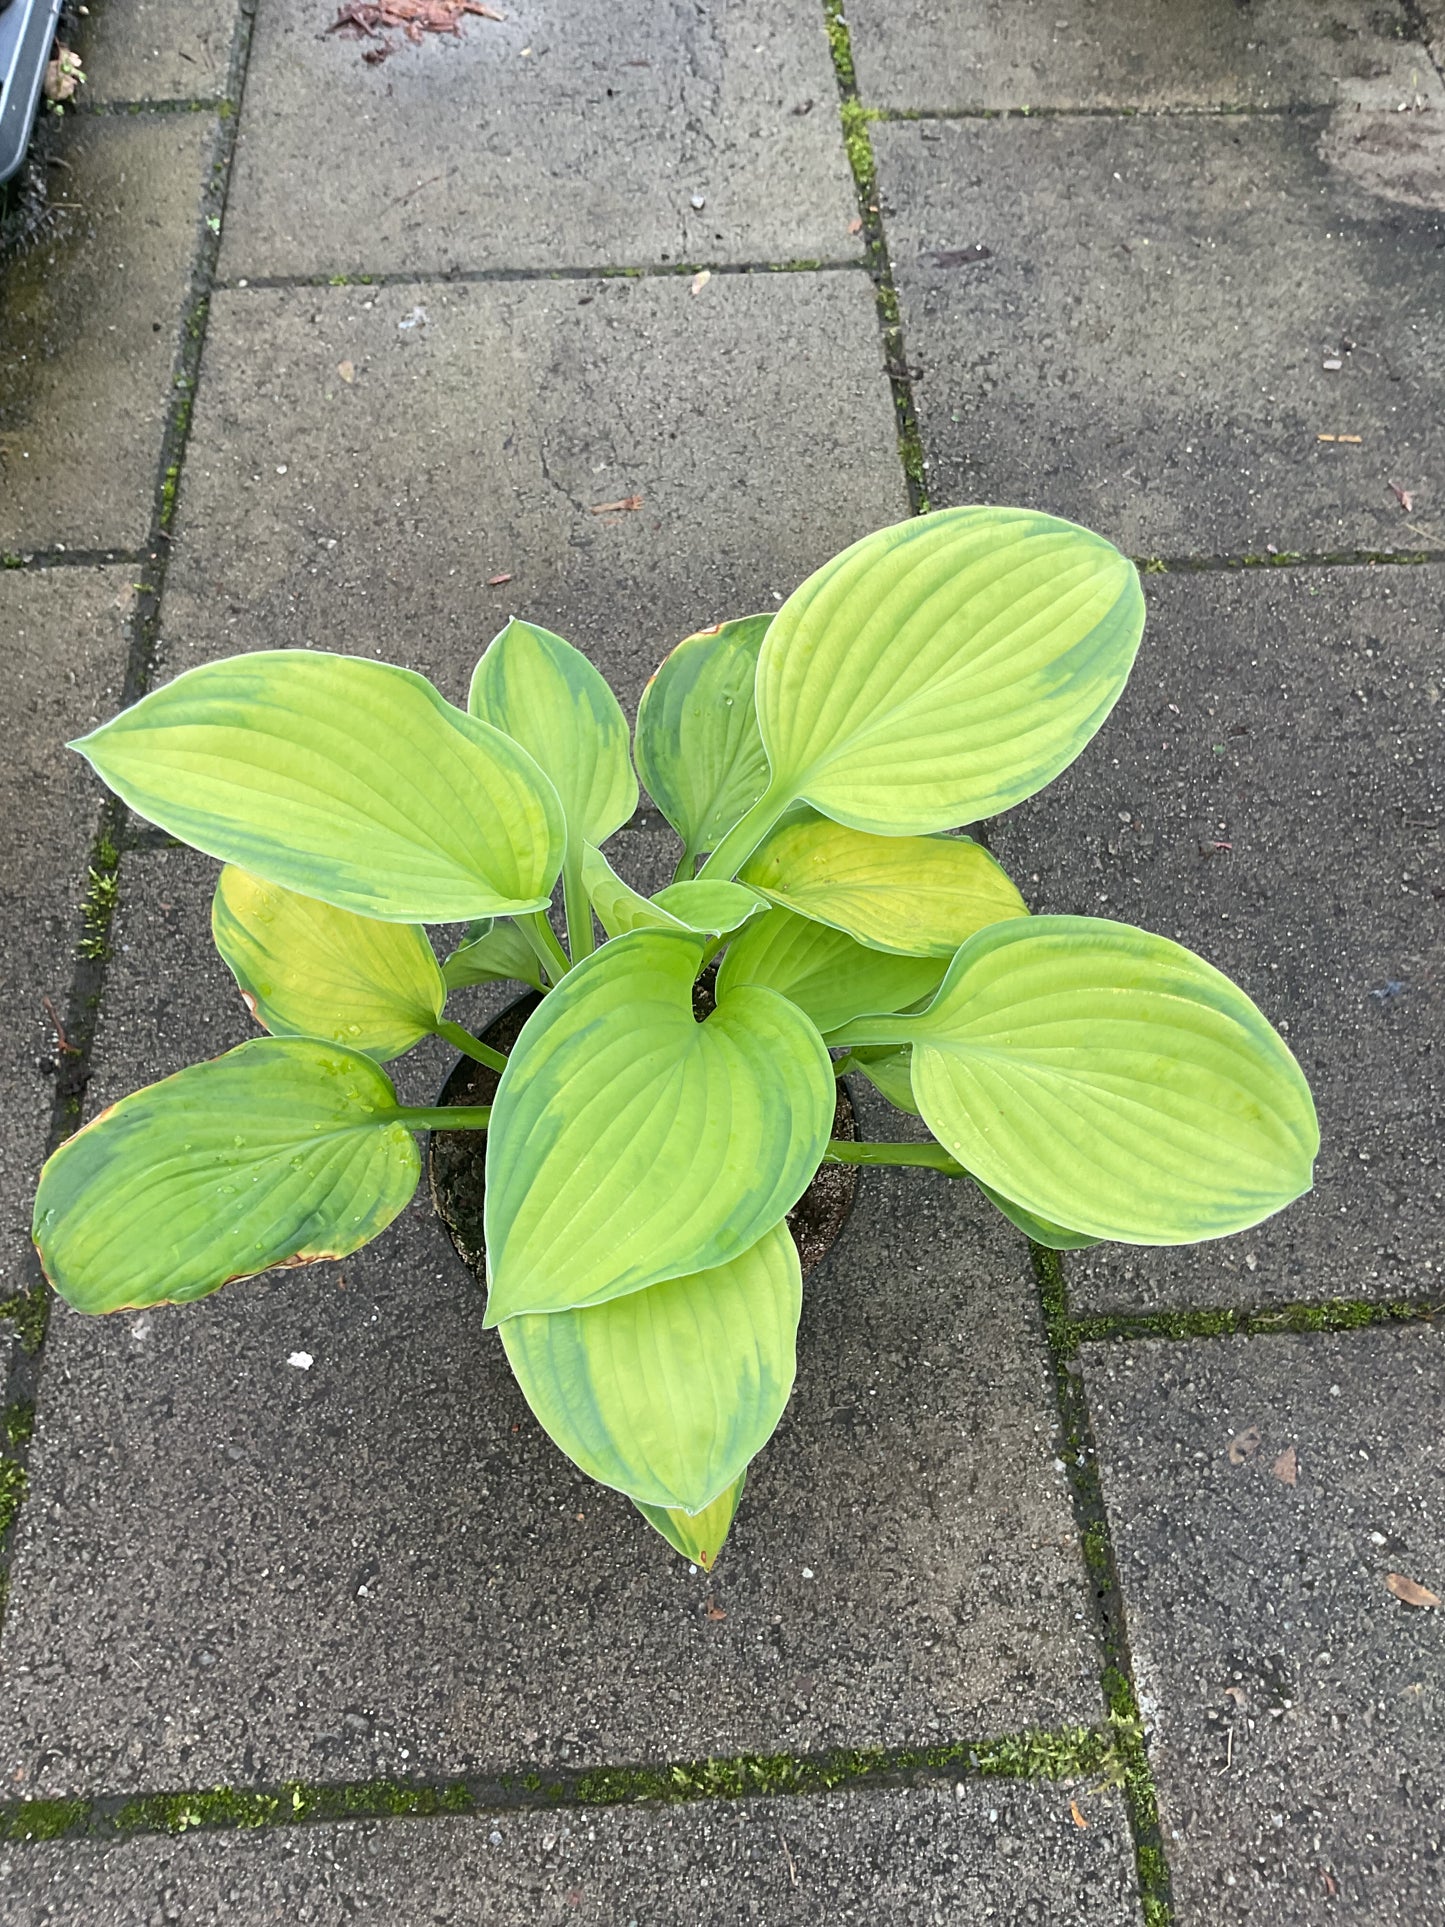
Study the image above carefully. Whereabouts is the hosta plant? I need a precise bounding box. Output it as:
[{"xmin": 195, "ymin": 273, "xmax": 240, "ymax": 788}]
[{"xmin": 33, "ymin": 509, "xmax": 1318, "ymax": 1568}]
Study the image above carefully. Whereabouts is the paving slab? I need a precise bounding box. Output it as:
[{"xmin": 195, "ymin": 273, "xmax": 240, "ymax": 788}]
[
  {"xmin": 991, "ymin": 565, "xmax": 1443, "ymax": 1314},
  {"xmin": 219, "ymin": 0, "xmax": 860, "ymax": 279},
  {"xmin": 1084, "ymin": 1325, "xmax": 1445, "ymax": 1924},
  {"xmin": 156, "ymin": 271, "xmax": 905, "ymax": 708},
  {"xmin": 78, "ymin": 0, "xmax": 237, "ymax": 104},
  {"xmin": 0, "ymin": 567, "xmax": 132, "ymax": 1308},
  {"xmin": 849, "ymin": 0, "xmax": 1433, "ymax": 112},
  {"xmin": 0, "ymin": 114, "xmax": 216, "ymax": 555},
  {"xmin": 875, "ymin": 114, "xmax": 1445, "ymax": 558},
  {"xmin": 0, "ymin": 1781, "xmax": 1142, "ymax": 1925},
  {"xmin": 0, "ymin": 847, "xmax": 1099, "ymax": 1795}
]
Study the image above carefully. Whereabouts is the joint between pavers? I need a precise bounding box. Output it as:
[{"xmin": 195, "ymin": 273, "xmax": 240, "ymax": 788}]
[
  {"xmin": 1031, "ymin": 1244, "xmax": 1176, "ymax": 1926},
  {"xmin": 1135, "ymin": 549, "xmax": 1445, "ymax": 575},
  {"xmin": 0, "ymin": 1722, "xmax": 1127, "ymax": 1847},
  {"xmin": 76, "ymin": 99, "xmax": 233, "ymax": 119},
  {"xmin": 870, "ymin": 102, "xmax": 1323, "ymax": 124},
  {"xmin": 209, "ymin": 259, "xmax": 868, "ymax": 293},
  {"xmin": 1, "ymin": 549, "xmax": 147, "ymax": 571},
  {"xmin": 821, "ymin": 1, "xmax": 929, "ymax": 516},
  {"xmin": 1067, "ymin": 1294, "xmax": 1442, "ymax": 1350}
]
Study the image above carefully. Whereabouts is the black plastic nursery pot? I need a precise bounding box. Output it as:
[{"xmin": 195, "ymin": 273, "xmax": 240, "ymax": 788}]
[{"xmin": 427, "ymin": 987, "xmax": 859, "ymax": 1289}]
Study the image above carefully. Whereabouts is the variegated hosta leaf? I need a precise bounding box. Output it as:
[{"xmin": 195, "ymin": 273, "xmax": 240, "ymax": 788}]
[
  {"xmin": 500, "ymin": 1222, "xmax": 800, "ymax": 1512},
  {"xmin": 32, "ymin": 1040, "xmax": 419, "ymax": 1313},
  {"xmin": 717, "ymin": 908, "xmax": 945, "ymax": 1035},
  {"xmin": 441, "ymin": 918, "xmax": 547, "ymax": 993},
  {"xmin": 633, "ymin": 1474, "xmax": 747, "ymax": 1569},
  {"xmin": 740, "ymin": 814, "xmax": 1028, "ymax": 957},
  {"xmin": 755, "ymin": 507, "xmax": 1145, "ymax": 834},
  {"xmin": 581, "ymin": 843, "xmax": 764, "ymax": 939},
  {"xmin": 830, "ymin": 917, "xmax": 1318, "ymax": 1245},
  {"xmin": 72, "ymin": 651, "xmax": 566, "ymax": 922},
  {"xmin": 468, "ymin": 619, "xmax": 637, "ymax": 850},
  {"xmin": 634, "ymin": 615, "xmax": 772, "ymax": 861},
  {"xmin": 847, "ymin": 1044, "xmax": 921, "ymax": 1116},
  {"xmin": 971, "ymin": 1178, "xmax": 1100, "ymax": 1251},
  {"xmin": 213, "ymin": 866, "xmax": 443, "ymax": 1060},
  {"xmin": 483, "ymin": 930, "xmax": 833, "ymax": 1321}
]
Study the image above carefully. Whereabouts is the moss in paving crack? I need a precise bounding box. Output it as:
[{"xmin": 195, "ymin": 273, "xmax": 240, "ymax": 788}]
[
  {"xmin": 839, "ymin": 99, "xmax": 879, "ymax": 199},
  {"xmin": 822, "ymin": 0, "xmax": 856, "ymax": 88},
  {"xmin": 0, "ymin": 1291, "xmax": 47, "ymax": 1354},
  {"xmin": 1071, "ymin": 1296, "xmax": 1438, "ymax": 1348},
  {"xmin": 4, "ymin": 1402, "xmax": 35, "ymax": 1448},
  {"xmin": 0, "ymin": 1799, "xmax": 90, "ymax": 1844},
  {"xmin": 77, "ymin": 864, "xmax": 120, "ymax": 960}
]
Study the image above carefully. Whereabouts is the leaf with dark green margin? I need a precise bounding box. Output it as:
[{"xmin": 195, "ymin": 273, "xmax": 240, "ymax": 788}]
[
  {"xmin": 847, "ymin": 1044, "xmax": 921, "ymax": 1116},
  {"xmin": 213, "ymin": 866, "xmax": 444, "ymax": 1061},
  {"xmin": 741, "ymin": 814, "xmax": 1028, "ymax": 957},
  {"xmin": 72, "ymin": 651, "xmax": 565, "ymax": 922},
  {"xmin": 32, "ymin": 1039, "xmax": 420, "ymax": 1313},
  {"xmin": 633, "ymin": 1473, "xmax": 747, "ymax": 1568},
  {"xmin": 441, "ymin": 918, "xmax": 547, "ymax": 993},
  {"xmin": 500, "ymin": 1221, "xmax": 799, "ymax": 1512},
  {"xmin": 971, "ymin": 1179, "xmax": 1100, "ymax": 1252},
  {"xmin": 830, "ymin": 917, "xmax": 1318, "ymax": 1245},
  {"xmin": 717, "ymin": 908, "xmax": 945, "ymax": 1034},
  {"xmin": 468, "ymin": 619, "xmax": 637, "ymax": 849},
  {"xmin": 754, "ymin": 508, "xmax": 1145, "ymax": 833},
  {"xmin": 483, "ymin": 930, "xmax": 833, "ymax": 1321},
  {"xmin": 634, "ymin": 615, "xmax": 771, "ymax": 862},
  {"xmin": 581, "ymin": 844, "xmax": 765, "ymax": 939}
]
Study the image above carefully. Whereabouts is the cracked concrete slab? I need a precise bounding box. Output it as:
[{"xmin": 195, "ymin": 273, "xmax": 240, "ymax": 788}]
[
  {"xmin": 991, "ymin": 566, "xmax": 1444, "ymax": 1314},
  {"xmin": 848, "ymin": 0, "xmax": 1435, "ymax": 113},
  {"xmin": 156, "ymin": 272, "xmax": 905, "ymax": 710},
  {"xmin": 0, "ymin": 848, "xmax": 1100, "ymax": 1795},
  {"xmin": 0, "ymin": 113, "xmax": 216, "ymax": 553},
  {"xmin": 1084, "ymin": 1325, "xmax": 1445, "ymax": 1924},
  {"xmin": 0, "ymin": 1781, "xmax": 1143, "ymax": 1925},
  {"xmin": 0, "ymin": 567, "xmax": 132, "ymax": 1307},
  {"xmin": 219, "ymin": 0, "xmax": 861, "ymax": 278},
  {"xmin": 876, "ymin": 113, "xmax": 1445, "ymax": 557}
]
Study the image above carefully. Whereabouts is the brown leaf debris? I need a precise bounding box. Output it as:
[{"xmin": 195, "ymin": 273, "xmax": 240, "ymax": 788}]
[
  {"xmin": 1271, "ymin": 1446, "xmax": 1299, "ymax": 1487},
  {"xmin": 1385, "ymin": 1572, "xmax": 1441, "ymax": 1609},
  {"xmin": 1227, "ymin": 1426, "xmax": 1261, "ymax": 1465}
]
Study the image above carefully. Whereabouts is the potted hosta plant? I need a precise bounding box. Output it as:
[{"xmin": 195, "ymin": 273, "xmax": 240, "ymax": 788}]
[{"xmin": 33, "ymin": 508, "xmax": 1318, "ymax": 1566}]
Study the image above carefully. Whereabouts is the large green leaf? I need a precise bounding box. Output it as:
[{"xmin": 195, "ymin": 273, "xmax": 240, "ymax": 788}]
[
  {"xmin": 717, "ymin": 908, "xmax": 945, "ymax": 1034},
  {"xmin": 468, "ymin": 619, "xmax": 637, "ymax": 849},
  {"xmin": 580, "ymin": 844, "xmax": 764, "ymax": 940},
  {"xmin": 971, "ymin": 1179, "xmax": 1100, "ymax": 1251},
  {"xmin": 634, "ymin": 615, "xmax": 771, "ymax": 861},
  {"xmin": 72, "ymin": 651, "xmax": 566, "ymax": 922},
  {"xmin": 213, "ymin": 866, "xmax": 444, "ymax": 1061},
  {"xmin": 846, "ymin": 1044, "xmax": 921, "ymax": 1116},
  {"xmin": 483, "ymin": 930, "xmax": 833, "ymax": 1322},
  {"xmin": 830, "ymin": 917, "xmax": 1318, "ymax": 1245},
  {"xmin": 500, "ymin": 1222, "xmax": 800, "ymax": 1513},
  {"xmin": 32, "ymin": 1039, "xmax": 420, "ymax": 1313},
  {"xmin": 440, "ymin": 918, "xmax": 547, "ymax": 993},
  {"xmin": 754, "ymin": 508, "xmax": 1145, "ymax": 834},
  {"xmin": 740, "ymin": 815, "xmax": 1028, "ymax": 957},
  {"xmin": 633, "ymin": 1475, "xmax": 746, "ymax": 1569}
]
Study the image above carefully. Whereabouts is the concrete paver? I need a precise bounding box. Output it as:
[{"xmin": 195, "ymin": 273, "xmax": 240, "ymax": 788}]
[
  {"xmin": 849, "ymin": 0, "xmax": 1433, "ymax": 112},
  {"xmin": 157, "ymin": 272, "xmax": 905, "ymax": 707},
  {"xmin": 78, "ymin": 0, "xmax": 237, "ymax": 105},
  {"xmin": 991, "ymin": 567, "xmax": 1443, "ymax": 1313},
  {"xmin": 1085, "ymin": 1326, "xmax": 1445, "ymax": 1924},
  {"xmin": 0, "ymin": 1782, "xmax": 1143, "ymax": 1925},
  {"xmin": 0, "ymin": 567, "xmax": 132, "ymax": 1306},
  {"xmin": 0, "ymin": 114, "xmax": 216, "ymax": 553},
  {"xmin": 0, "ymin": 849, "xmax": 1100, "ymax": 1795},
  {"xmin": 220, "ymin": 0, "xmax": 861, "ymax": 278},
  {"xmin": 875, "ymin": 113, "xmax": 1445, "ymax": 557}
]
